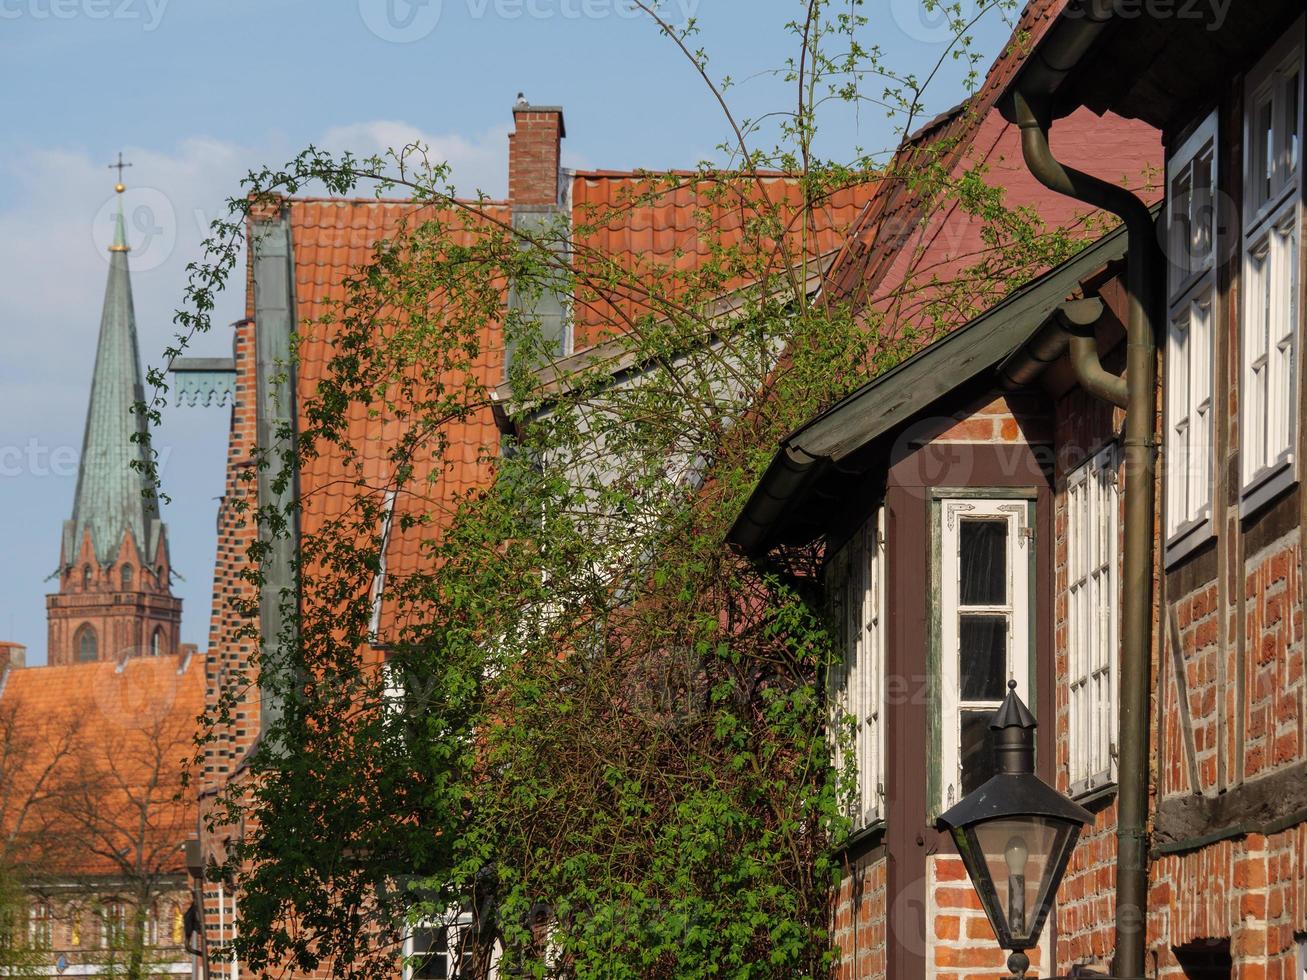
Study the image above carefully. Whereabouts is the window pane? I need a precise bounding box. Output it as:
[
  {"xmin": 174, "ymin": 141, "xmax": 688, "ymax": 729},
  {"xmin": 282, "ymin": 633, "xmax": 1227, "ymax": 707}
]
[
  {"xmin": 1171, "ymin": 164, "xmax": 1194, "ymax": 283},
  {"xmin": 961, "ymin": 709, "xmax": 996, "ymax": 794},
  {"xmin": 1287, "ymin": 71, "xmax": 1300, "ymax": 177},
  {"xmin": 413, "ymin": 928, "xmax": 450, "ymax": 980},
  {"xmin": 1192, "ymin": 147, "xmax": 1214, "ymax": 266},
  {"xmin": 1258, "ymin": 97, "xmax": 1275, "ymax": 205},
  {"xmin": 959, "ymin": 518, "xmax": 1007, "ymax": 606},
  {"xmin": 960, "ymin": 614, "xmax": 1008, "ymax": 701}
]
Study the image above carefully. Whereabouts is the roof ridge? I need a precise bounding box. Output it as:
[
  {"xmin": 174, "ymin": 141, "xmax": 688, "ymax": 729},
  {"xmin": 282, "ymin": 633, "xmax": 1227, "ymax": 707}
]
[{"xmin": 287, "ymin": 195, "xmax": 511, "ymax": 206}]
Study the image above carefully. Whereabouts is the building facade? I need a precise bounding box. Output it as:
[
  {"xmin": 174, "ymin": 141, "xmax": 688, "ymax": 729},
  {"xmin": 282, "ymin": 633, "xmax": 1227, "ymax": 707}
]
[
  {"xmin": 174, "ymin": 99, "xmax": 884, "ymax": 979},
  {"xmin": 732, "ymin": 3, "xmax": 1307, "ymax": 979}
]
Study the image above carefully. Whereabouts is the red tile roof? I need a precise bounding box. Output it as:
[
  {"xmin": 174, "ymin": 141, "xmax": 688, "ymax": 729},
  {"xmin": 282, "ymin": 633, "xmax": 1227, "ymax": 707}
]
[
  {"xmin": 271, "ymin": 0, "xmax": 1126, "ymax": 641},
  {"xmin": 283, "ymin": 177, "xmax": 878, "ymax": 638},
  {"xmin": 286, "ymin": 199, "xmax": 512, "ymax": 641},
  {"xmin": 0, "ymin": 655, "xmax": 203, "ymax": 877},
  {"xmin": 569, "ymin": 172, "xmax": 876, "ymax": 347}
]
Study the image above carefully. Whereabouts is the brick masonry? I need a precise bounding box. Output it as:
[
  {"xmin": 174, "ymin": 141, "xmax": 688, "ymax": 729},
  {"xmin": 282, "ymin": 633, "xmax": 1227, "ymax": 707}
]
[
  {"xmin": 832, "ymin": 851, "xmax": 887, "ymax": 980},
  {"xmin": 196, "ymin": 314, "xmax": 261, "ymax": 977},
  {"xmin": 45, "ymin": 524, "xmax": 182, "ymax": 665},
  {"xmin": 508, "ymin": 105, "xmax": 563, "ymax": 207}
]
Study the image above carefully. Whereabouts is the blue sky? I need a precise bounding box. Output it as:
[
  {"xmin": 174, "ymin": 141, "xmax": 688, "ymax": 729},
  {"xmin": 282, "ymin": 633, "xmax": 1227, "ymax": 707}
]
[{"xmin": 0, "ymin": 0, "xmax": 1013, "ymax": 660}]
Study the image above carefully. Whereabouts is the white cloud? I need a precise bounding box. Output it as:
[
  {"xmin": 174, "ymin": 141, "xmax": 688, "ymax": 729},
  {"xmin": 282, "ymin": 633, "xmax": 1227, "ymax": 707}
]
[
  {"xmin": 0, "ymin": 119, "xmax": 528, "ymax": 439},
  {"xmin": 319, "ymin": 119, "xmax": 513, "ymax": 199}
]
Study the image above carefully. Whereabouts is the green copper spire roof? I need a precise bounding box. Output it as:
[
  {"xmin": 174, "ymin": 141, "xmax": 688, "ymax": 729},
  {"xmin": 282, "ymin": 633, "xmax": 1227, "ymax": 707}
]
[
  {"xmin": 62, "ymin": 189, "xmax": 165, "ymax": 568},
  {"xmin": 111, "ymin": 196, "xmax": 128, "ymax": 250}
]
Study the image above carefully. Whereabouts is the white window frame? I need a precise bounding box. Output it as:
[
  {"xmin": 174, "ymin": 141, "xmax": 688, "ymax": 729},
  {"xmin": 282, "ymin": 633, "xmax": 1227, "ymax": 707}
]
[
  {"xmin": 1066, "ymin": 445, "xmax": 1120, "ymax": 797},
  {"xmin": 29, "ymin": 901, "xmax": 52, "ymax": 948},
  {"xmin": 368, "ymin": 488, "xmax": 399, "ymax": 642},
  {"xmin": 938, "ymin": 496, "xmax": 1032, "ymax": 812},
  {"xmin": 1165, "ymin": 110, "xmax": 1218, "ymax": 559},
  {"xmin": 403, "ymin": 913, "xmax": 499, "ymax": 980},
  {"xmin": 828, "ymin": 508, "xmax": 886, "ymax": 833},
  {"xmin": 101, "ymin": 899, "xmax": 127, "ymax": 950},
  {"xmin": 1241, "ymin": 25, "xmax": 1303, "ymax": 513}
]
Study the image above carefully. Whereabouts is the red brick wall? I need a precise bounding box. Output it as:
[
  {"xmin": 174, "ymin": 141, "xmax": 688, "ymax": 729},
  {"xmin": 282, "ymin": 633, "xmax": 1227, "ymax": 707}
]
[
  {"xmin": 1242, "ymin": 534, "xmax": 1304, "ymax": 779},
  {"xmin": 196, "ymin": 315, "xmax": 261, "ymax": 977},
  {"xmin": 832, "ymin": 850, "xmax": 887, "ymax": 980},
  {"xmin": 46, "ymin": 527, "xmax": 183, "ymax": 665},
  {"xmin": 1150, "ymin": 827, "xmax": 1307, "ymax": 980}
]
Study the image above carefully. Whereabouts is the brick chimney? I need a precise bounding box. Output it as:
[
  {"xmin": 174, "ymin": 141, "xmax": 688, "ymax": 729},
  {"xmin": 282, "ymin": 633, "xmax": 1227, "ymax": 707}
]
[{"xmin": 509, "ymin": 99, "xmax": 566, "ymax": 206}]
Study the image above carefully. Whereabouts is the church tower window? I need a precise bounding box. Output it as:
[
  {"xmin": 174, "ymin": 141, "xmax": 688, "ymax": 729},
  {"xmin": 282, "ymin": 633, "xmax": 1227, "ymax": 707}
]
[
  {"xmin": 75, "ymin": 625, "xmax": 97, "ymax": 662},
  {"xmin": 121, "ymin": 564, "xmax": 133, "ymax": 589},
  {"xmin": 82, "ymin": 565, "xmax": 92, "ymax": 589},
  {"xmin": 151, "ymin": 628, "xmax": 164, "ymax": 657}
]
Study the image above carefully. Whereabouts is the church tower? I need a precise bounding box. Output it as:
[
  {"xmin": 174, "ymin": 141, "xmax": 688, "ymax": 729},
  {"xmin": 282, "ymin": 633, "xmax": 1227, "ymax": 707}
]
[{"xmin": 46, "ymin": 174, "xmax": 183, "ymax": 665}]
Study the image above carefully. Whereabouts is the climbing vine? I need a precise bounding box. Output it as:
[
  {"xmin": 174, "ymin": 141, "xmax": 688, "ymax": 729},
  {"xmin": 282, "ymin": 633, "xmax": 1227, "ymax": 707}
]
[{"xmin": 137, "ymin": 2, "xmax": 1125, "ymax": 977}]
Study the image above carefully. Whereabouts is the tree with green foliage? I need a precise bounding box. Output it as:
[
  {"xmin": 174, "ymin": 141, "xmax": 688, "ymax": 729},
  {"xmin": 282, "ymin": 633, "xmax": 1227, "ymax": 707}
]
[
  {"xmin": 147, "ymin": 3, "xmax": 1118, "ymax": 977},
  {"xmin": 0, "ymin": 865, "xmax": 46, "ymax": 979}
]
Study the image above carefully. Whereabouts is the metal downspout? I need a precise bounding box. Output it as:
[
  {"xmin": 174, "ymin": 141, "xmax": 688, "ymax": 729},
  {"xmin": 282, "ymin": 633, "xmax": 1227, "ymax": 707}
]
[{"xmin": 1010, "ymin": 88, "xmax": 1158, "ymax": 980}]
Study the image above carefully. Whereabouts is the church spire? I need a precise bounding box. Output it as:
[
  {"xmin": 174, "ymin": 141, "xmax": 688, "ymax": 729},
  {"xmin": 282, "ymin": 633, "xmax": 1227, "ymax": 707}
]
[
  {"xmin": 62, "ymin": 174, "xmax": 162, "ymax": 570},
  {"xmin": 46, "ymin": 163, "xmax": 183, "ymax": 666}
]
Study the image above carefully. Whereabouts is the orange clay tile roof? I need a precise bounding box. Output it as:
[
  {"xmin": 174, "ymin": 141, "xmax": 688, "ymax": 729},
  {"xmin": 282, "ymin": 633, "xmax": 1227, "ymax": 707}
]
[
  {"xmin": 0, "ymin": 654, "xmax": 203, "ymax": 877},
  {"xmin": 288, "ymin": 198, "xmax": 512, "ymax": 642},
  {"xmin": 569, "ymin": 172, "xmax": 876, "ymax": 348},
  {"xmin": 283, "ymin": 179, "xmax": 878, "ymax": 639}
]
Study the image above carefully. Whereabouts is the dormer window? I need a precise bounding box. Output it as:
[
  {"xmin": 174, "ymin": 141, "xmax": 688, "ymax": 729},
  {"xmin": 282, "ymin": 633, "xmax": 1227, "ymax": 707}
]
[{"xmin": 120, "ymin": 564, "xmax": 134, "ymax": 590}]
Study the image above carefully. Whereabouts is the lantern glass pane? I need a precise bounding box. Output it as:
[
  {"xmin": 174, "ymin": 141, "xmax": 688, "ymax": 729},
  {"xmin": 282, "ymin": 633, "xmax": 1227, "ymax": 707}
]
[{"xmin": 971, "ymin": 816, "xmax": 1074, "ymax": 947}]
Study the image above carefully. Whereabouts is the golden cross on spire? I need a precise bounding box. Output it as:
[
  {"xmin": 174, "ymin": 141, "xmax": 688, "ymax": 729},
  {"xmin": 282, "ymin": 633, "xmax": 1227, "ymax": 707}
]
[{"xmin": 108, "ymin": 151, "xmax": 132, "ymax": 193}]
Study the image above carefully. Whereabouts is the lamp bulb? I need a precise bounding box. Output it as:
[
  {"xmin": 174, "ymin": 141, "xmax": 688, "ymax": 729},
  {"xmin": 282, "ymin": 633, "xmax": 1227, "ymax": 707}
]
[{"xmin": 1004, "ymin": 835, "xmax": 1029, "ymax": 874}]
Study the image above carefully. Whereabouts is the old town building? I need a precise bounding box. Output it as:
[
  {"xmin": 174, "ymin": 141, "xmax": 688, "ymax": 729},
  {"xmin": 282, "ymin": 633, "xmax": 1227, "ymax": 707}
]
[
  {"xmin": 177, "ymin": 15, "xmax": 1161, "ymax": 968},
  {"xmin": 733, "ymin": 2, "xmax": 1307, "ymax": 979}
]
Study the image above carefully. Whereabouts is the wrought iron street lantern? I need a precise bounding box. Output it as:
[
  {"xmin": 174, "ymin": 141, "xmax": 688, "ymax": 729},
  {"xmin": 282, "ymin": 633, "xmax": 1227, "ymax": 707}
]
[{"xmin": 936, "ymin": 681, "xmax": 1091, "ymax": 980}]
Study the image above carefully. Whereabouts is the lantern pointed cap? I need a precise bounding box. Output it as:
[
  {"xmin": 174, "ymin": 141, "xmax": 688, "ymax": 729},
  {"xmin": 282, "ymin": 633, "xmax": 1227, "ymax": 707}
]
[{"xmin": 991, "ymin": 679, "xmax": 1037, "ymax": 732}]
